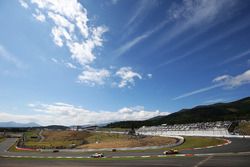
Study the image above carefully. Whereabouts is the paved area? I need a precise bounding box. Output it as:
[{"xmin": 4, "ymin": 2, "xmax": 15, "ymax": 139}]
[
  {"xmin": 1, "ymin": 155, "xmax": 250, "ymax": 167},
  {"xmin": 0, "ymin": 138, "xmax": 17, "ymax": 153},
  {"xmin": 1, "ymin": 137, "xmax": 250, "ymax": 166},
  {"xmin": 1, "ymin": 138, "xmax": 250, "ymax": 157},
  {"xmin": 38, "ymin": 129, "xmax": 45, "ymax": 142}
]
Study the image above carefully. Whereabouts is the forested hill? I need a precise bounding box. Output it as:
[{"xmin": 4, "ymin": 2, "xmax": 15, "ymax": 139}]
[{"xmin": 106, "ymin": 97, "xmax": 250, "ymax": 129}]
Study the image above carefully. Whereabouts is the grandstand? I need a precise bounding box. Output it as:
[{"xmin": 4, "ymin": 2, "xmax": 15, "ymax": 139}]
[{"xmin": 136, "ymin": 121, "xmax": 232, "ymax": 137}]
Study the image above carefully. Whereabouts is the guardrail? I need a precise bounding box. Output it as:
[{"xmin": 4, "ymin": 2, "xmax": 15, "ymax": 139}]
[{"xmin": 136, "ymin": 129, "xmax": 250, "ymax": 138}]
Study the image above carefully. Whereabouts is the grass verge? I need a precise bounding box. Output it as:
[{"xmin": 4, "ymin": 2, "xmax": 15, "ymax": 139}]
[
  {"xmin": 116, "ymin": 136, "xmax": 226, "ymax": 153},
  {"xmin": 172, "ymin": 136, "xmax": 226, "ymax": 150}
]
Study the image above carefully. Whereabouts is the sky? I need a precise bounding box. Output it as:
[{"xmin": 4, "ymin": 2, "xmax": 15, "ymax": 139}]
[{"xmin": 0, "ymin": 0, "xmax": 250, "ymax": 126}]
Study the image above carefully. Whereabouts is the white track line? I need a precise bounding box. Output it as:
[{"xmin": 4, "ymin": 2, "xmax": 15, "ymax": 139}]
[
  {"xmin": 141, "ymin": 155, "xmax": 150, "ymax": 158},
  {"xmin": 194, "ymin": 155, "xmax": 213, "ymax": 167}
]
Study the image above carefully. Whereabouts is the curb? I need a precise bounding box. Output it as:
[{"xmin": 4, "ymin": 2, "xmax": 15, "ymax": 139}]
[{"xmin": 15, "ymin": 146, "xmax": 38, "ymax": 151}]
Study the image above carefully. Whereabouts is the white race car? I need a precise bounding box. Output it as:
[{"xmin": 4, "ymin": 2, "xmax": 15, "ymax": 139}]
[
  {"xmin": 163, "ymin": 149, "xmax": 179, "ymax": 155},
  {"xmin": 90, "ymin": 153, "xmax": 104, "ymax": 158}
]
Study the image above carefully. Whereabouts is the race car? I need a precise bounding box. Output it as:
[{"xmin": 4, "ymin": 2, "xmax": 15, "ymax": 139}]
[
  {"xmin": 52, "ymin": 149, "xmax": 59, "ymax": 153},
  {"xmin": 90, "ymin": 153, "xmax": 104, "ymax": 158},
  {"xmin": 163, "ymin": 149, "xmax": 179, "ymax": 155}
]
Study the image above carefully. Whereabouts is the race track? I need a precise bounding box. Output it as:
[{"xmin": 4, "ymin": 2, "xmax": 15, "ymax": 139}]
[
  {"xmin": 1, "ymin": 137, "xmax": 250, "ymax": 167},
  {"xmin": 0, "ymin": 155, "xmax": 250, "ymax": 167}
]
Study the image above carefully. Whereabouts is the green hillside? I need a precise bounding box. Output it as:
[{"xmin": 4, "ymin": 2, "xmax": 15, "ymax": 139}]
[{"xmin": 106, "ymin": 97, "xmax": 250, "ymax": 128}]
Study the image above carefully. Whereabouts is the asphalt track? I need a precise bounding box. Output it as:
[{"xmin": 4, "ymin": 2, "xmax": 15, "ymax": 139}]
[
  {"xmin": 1, "ymin": 155, "xmax": 250, "ymax": 167},
  {"xmin": 1, "ymin": 138, "xmax": 250, "ymax": 166}
]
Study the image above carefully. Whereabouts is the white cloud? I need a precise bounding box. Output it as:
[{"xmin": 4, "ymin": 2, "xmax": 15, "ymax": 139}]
[
  {"xmin": 114, "ymin": 34, "xmax": 148, "ymax": 57},
  {"xmin": 168, "ymin": 0, "xmax": 230, "ymax": 24},
  {"xmin": 51, "ymin": 58, "xmax": 78, "ymax": 69},
  {"xmin": 67, "ymin": 42, "xmax": 94, "ymax": 64},
  {"xmin": 155, "ymin": 0, "xmax": 236, "ymax": 51},
  {"xmin": 78, "ymin": 67, "xmax": 110, "ymax": 86},
  {"xmin": 33, "ymin": 13, "xmax": 46, "ymax": 22},
  {"xmin": 169, "ymin": 0, "xmax": 234, "ymax": 32},
  {"xmin": 67, "ymin": 26, "xmax": 108, "ymax": 65},
  {"xmin": 24, "ymin": 0, "xmax": 108, "ymax": 66},
  {"xmin": 19, "ymin": 1, "xmax": 149, "ymax": 88},
  {"xmin": 204, "ymin": 99, "xmax": 225, "ymax": 104},
  {"xmin": 213, "ymin": 70, "xmax": 250, "ymax": 88},
  {"xmin": 118, "ymin": 0, "xmax": 233, "ymax": 60},
  {"xmin": 51, "ymin": 58, "xmax": 58, "ymax": 63},
  {"xmin": 213, "ymin": 75, "xmax": 230, "ymax": 83},
  {"xmin": 32, "ymin": 9, "xmax": 46, "ymax": 22},
  {"xmin": 0, "ymin": 112, "xmax": 44, "ymax": 124},
  {"xmin": 147, "ymin": 73, "xmax": 153, "ymax": 79},
  {"xmin": 111, "ymin": 0, "xmax": 119, "ymax": 5},
  {"xmin": 0, "ymin": 103, "xmax": 168, "ymax": 126},
  {"xmin": 126, "ymin": 1, "xmax": 152, "ymax": 27},
  {"xmin": 65, "ymin": 62, "xmax": 77, "ymax": 69},
  {"xmin": 123, "ymin": 0, "xmax": 157, "ymax": 36},
  {"xmin": 0, "ymin": 45, "xmax": 25, "ymax": 69},
  {"xmin": 51, "ymin": 26, "xmax": 71, "ymax": 47},
  {"xmin": 117, "ymin": 106, "xmax": 166, "ymax": 121},
  {"xmin": 19, "ymin": 0, "xmax": 29, "ymax": 9},
  {"xmin": 220, "ymin": 49, "xmax": 250, "ymax": 65},
  {"xmin": 19, "ymin": 0, "xmax": 108, "ymax": 73},
  {"xmin": 173, "ymin": 84, "xmax": 221, "ymax": 100},
  {"xmin": 47, "ymin": 11, "xmax": 74, "ymax": 32},
  {"xmin": 115, "ymin": 19, "xmax": 168, "ymax": 58},
  {"xmin": 116, "ymin": 67, "xmax": 142, "ymax": 88},
  {"xmin": 173, "ymin": 69, "xmax": 250, "ymax": 100},
  {"xmin": 158, "ymin": 17, "xmax": 250, "ymax": 68}
]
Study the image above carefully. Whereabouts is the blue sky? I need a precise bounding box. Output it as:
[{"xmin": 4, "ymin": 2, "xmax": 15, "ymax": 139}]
[{"xmin": 0, "ymin": 0, "xmax": 250, "ymax": 125}]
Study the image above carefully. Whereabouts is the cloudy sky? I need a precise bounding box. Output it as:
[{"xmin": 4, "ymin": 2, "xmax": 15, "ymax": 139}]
[{"xmin": 0, "ymin": 0, "xmax": 250, "ymax": 125}]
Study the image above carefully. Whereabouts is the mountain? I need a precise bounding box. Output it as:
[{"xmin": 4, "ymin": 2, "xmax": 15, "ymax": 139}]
[
  {"xmin": 43, "ymin": 125, "xmax": 68, "ymax": 130},
  {"xmin": 0, "ymin": 121, "xmax": 40, "ymax": 127},
  {"xmin": 106, "ymin": 97, "xmax": 250, "ymax": 128},
  {"xmin": 70, "ymin": 123, "xmax": 108, "ymax": 127}
]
